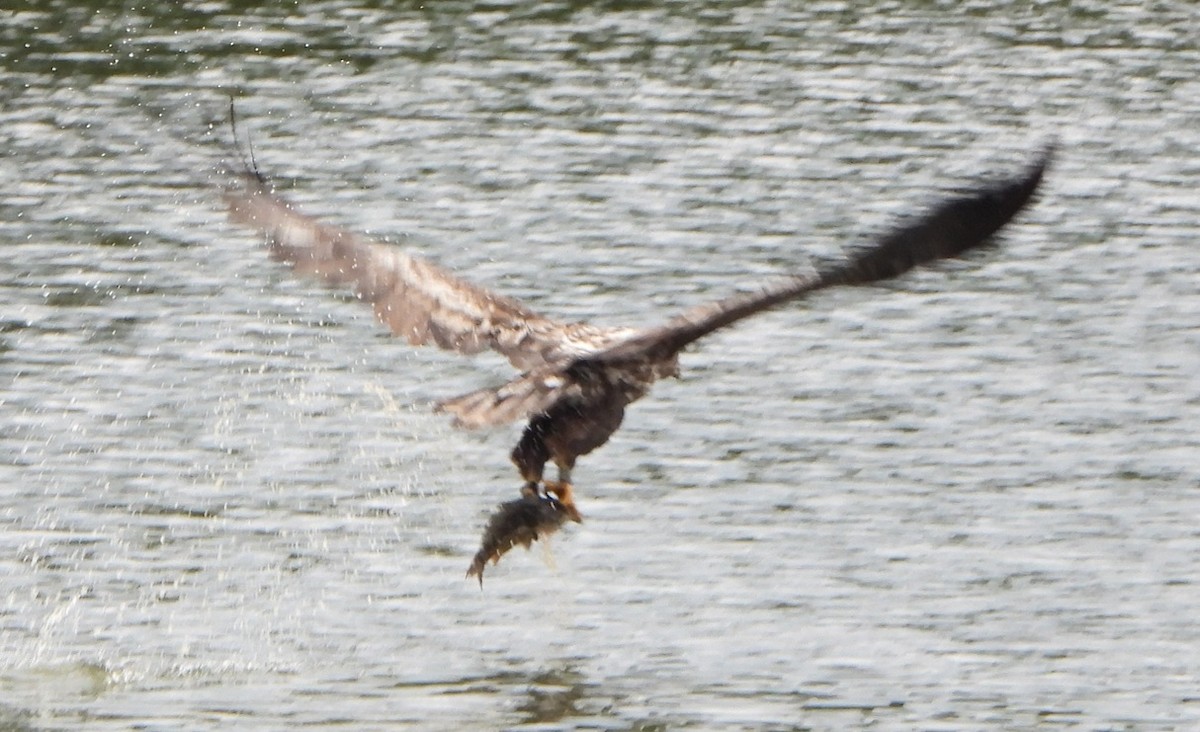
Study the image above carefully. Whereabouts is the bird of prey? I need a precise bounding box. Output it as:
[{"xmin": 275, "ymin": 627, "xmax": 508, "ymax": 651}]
[{"xmin": 224, "ymin": 144, "xmax": 1050, "ymax": 572}]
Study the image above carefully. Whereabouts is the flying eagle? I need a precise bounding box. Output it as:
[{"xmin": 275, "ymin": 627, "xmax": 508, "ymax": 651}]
[{"xmin": 224, "ymin": 144, "xmax": 1050, "ymax": 575}]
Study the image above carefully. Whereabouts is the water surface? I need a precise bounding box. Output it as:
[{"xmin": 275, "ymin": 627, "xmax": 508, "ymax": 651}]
[{"xmin": 2, "ymin": 1, "xmax": 1199, "ymax": 729}]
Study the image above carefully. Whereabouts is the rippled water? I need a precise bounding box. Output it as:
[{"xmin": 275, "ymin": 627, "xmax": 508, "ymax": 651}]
[{"xmin": 2, "ymin": 1, "xmax": 1199, "ymax": 729}]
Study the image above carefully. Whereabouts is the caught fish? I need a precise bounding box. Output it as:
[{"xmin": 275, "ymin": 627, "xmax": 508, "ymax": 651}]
[{"xmin": 467, "ymin": 489, "xmax": 579, "ymax": 586}]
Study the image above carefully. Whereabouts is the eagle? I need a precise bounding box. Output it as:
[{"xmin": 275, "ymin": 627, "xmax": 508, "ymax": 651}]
[{"xmin": 224, "ymin": 144, "xmax": 1050, "ymax": 576}]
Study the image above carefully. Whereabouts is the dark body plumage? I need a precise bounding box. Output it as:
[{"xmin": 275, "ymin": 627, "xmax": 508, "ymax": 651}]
[{"xmin": 224, "ymin": 144, "xmax": 1051, "ymax": 575}]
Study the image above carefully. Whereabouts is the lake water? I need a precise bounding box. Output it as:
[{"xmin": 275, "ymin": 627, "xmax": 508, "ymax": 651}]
[{"xmin": 2, "ymin": 1, "xmax": 1199, "ymax": 729}]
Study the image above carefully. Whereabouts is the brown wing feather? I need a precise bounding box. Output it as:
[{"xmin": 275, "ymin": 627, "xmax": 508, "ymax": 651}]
[
  {"xmin": 435, "ymin": 366, "xmax": 576, "ymax": 429},
  {"xmin": 582, "ymin": 145, "xmax": 1053, "ymax": 368},
  {"xmin": 224, "ymin": 174, "xmax": 625, "ymax": 372}
]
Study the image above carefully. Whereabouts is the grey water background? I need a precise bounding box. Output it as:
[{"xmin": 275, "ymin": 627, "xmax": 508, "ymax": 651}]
[{"xmin": 2, "ymin": 1, "xmax": 1198, "ymax": 729}]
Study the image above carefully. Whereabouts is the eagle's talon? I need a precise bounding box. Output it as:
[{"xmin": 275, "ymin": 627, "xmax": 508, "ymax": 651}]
[{"xmin": 543, "ymin": 481, "xmax": 583, "ymax": 523}]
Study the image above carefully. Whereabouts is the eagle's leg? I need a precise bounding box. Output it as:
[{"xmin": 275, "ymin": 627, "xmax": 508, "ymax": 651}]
[
  {"xmin": 544, "ymin": 461, "xmax": 583, "ymax": 523},
  {"xmin": 511, "ymin": 417, "xmax": 550, "ymax": 498},
  {"xmin": 511, "ymin": 412, "xmax": 584, "ymax": 522}
]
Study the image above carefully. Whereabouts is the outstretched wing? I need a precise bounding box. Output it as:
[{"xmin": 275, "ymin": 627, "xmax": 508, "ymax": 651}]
[
  {"xmin": 224, "ymin": 174, "xmax": 626, "ymax": 371},
  {"xmin": 584, "ymin": 145, "xmax": 1053, "ymax": 367},
  {"xmin": 438, "ymin": 145, "xmax": 1052, "ymax": 430}
]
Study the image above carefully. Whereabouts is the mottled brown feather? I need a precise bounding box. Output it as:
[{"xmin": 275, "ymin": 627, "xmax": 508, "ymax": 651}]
[{"xmin": 224, "ymin": 175, "xmax": 626, "ymax": 372}]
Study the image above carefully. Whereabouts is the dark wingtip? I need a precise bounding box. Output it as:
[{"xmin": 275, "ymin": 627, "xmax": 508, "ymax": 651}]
[
  {"xmin": 999, "ymin": 139, "xmax": 1055, "ymax": 226},
  {"xmin": 227, "ymin": 97, "xmax": 269, "ymax": 186},
  {"xmin": 1037, "ymin": 137, "xmax": 1059, "ymax": 167},
  {"xmin": 834, "ymin": 143, "xmax": 1053, "ymax": 286},
  {"xmin": 1019, "ymin": 139, "xmax": 1056, "ymax": 204}
]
